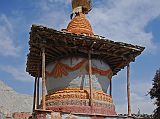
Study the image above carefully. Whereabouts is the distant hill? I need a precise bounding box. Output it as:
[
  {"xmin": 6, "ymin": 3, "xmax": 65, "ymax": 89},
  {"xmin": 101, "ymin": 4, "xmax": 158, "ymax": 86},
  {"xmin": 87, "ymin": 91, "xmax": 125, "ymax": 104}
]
[{"xmin": 0, "ymin": 80, "xmax": 33, "ymax": 116}]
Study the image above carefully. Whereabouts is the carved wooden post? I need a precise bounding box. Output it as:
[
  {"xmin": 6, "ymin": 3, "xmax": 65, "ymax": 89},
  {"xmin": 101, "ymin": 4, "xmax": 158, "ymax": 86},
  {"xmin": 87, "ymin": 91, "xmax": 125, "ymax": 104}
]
[
  {"xmin": 127, "ymin": 64, "xmax": 131, "ymax": 116},
  {"xmin": 42, "ymin": 48, "xmax": 46, "ymax": 110},
  {"xmin": 88, "ymin": 50, "xmax": 93, "ymax": 107},
  {"xmin": 33, "ymin": 77, "xmax": 37, "ymax": 112}
]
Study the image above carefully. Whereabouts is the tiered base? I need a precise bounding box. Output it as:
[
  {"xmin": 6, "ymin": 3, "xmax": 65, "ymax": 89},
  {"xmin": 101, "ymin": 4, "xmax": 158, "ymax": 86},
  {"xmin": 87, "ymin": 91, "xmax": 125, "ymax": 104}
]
[{"xmin": 45, "ymin": 88, "xmax": 116, "ymax": 116}]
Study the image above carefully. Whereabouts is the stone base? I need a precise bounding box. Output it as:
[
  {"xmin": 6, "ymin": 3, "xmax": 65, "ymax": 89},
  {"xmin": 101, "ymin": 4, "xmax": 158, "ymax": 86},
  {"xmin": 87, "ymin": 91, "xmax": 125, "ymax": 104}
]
[
  {"xmin": 34, "ymin": 111, "xmax": 134, "ymax": 119},
  {"xmin": 47, "ymin": 105, "xmax": 116, "ymax": 116}
]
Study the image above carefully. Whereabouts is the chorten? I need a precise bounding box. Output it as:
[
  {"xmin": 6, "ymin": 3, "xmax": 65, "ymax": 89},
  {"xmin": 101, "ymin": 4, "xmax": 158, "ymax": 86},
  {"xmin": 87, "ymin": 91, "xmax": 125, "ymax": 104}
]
[{"xmin": 26, "ymin": 0, "xmax": 145, "ymax": 118}]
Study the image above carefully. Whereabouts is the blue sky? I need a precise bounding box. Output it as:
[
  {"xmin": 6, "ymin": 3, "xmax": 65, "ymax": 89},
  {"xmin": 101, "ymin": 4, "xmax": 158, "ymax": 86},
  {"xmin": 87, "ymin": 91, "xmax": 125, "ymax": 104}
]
[{"xmin": 0, "ymin": 0, "xmax": 160, "ymax": 114}]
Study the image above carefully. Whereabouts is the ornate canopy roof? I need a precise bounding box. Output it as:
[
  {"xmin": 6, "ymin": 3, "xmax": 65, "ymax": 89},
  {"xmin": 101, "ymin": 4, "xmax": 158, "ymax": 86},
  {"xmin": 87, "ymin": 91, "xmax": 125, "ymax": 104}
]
[{"xmin": 26, "ymin": 25, "xmax": 144, "ymax": 77}]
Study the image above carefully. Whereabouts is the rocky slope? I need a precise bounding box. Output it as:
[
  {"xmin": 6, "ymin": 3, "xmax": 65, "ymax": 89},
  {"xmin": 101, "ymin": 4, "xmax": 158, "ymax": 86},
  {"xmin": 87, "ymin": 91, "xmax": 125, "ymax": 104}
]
[{"xmin": 0, "ymin": 80, "xmax": 33, "ymax": 116}]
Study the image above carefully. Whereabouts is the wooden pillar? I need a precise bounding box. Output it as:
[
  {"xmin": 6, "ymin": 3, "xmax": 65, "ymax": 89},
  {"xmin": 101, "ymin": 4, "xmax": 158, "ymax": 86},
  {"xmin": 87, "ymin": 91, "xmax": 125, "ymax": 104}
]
[
  {"xmin": 42, "ymin": 48, "xmax": 46, "ymax": 110},
  {"xmin": 88, "ymin": 50, "xmax": 93, "ymax": 107},
  {"xmin": 109, "ymin": 79, "xmax": 112, "ymax": 96},
  {"xmin": 127, "ymin": 64, "xmax": 131, "ymax": 116},
  {"xmin": 36, "ymin": 64, "xmax": 40, "ymax": 109},
  {"xmin": 36, "ymin": 77, "xmax": 40, "ymax": 109},
  {"xmin": 33, "ymin": 77, "xmax": 37, "ymax": 112}
]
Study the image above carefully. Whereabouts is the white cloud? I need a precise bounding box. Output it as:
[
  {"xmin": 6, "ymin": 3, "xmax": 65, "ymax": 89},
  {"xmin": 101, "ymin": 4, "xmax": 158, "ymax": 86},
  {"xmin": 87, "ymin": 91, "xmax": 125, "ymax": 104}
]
[
  {"xmin": 114, "ymin": 75, "xmax": 155, "ymax": 114},
  {"xmin": 131, "ymin": 92, "xmax": 155, "ymax": 114},
  {"xmin": 131, "ymin": 80, "xmax": 155, "ymax": 114},
  {"xmin": 116, "ymin": 92, "xmax": 155, "ymax": 114},
  {"xmin": 89, "ymin": 0, "xmax": 160, "ymax": 52},
  {"xmin": 116, "ymin": 95, "xmax": 152, "ymax": 114},
  {"xmin": 0, "ymin": 14, "xmax": 21, "ymax": 57},
  {"xmin": 0, "ymin": 65, "xmax": 33, "ymax": 82},
  {"xmin": 33, "ymin": 0, "xmax": 71, "ymax": 29}
]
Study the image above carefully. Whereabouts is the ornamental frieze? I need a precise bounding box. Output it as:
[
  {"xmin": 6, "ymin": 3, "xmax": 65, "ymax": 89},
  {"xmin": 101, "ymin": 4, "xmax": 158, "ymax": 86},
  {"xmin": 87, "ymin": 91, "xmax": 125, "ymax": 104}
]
[
  {"xmin": 46, "ymin": 88, "xmax": 113, "ymax": 103},
  {"xmin": 46, "ymin": 99, "xmax": 115, "ymax": 109}
]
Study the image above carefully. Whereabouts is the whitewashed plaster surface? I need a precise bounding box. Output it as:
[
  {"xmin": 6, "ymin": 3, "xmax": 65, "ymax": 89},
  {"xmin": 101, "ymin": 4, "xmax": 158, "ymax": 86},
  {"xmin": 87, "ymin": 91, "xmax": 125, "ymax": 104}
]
[{"xmin": 46, "ymin": 57, "xmax": 111, "ymax": 93}]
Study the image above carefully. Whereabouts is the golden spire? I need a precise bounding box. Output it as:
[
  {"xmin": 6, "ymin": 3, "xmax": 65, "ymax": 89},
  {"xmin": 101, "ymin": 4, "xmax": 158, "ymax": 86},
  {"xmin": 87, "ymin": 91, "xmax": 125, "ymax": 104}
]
[{"xmin": 65, "ymin": 0, "xmax": 94, "ymax": 36}]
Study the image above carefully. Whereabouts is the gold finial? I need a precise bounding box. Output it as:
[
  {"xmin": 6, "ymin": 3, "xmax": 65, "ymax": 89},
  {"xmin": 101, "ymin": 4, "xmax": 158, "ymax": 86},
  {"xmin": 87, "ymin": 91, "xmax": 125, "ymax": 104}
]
[
  {"xmin": 66, "ymin": 0, "xmax": 94, "ymax": 36},
  {"xmin": 72, "ymin": 0, "xmax": 92, "ymax": 14}
]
